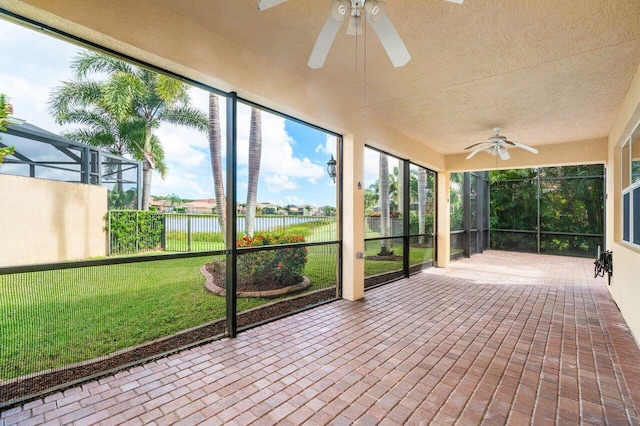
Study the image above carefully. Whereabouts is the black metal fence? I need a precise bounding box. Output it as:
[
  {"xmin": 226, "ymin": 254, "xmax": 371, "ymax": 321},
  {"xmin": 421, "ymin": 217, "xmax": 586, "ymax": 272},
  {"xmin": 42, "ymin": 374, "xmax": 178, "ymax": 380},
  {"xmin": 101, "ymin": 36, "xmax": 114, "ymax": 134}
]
[{"xmin": 107, "ymin": 211, "xmax": 337, "ymax": 255}]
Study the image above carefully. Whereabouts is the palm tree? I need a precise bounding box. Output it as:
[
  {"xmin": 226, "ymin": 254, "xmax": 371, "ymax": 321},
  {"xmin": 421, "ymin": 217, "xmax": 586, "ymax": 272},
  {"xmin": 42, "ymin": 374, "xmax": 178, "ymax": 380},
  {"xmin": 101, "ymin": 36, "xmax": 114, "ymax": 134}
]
[
  {"xmin": 418, "ymin": 168, "xmax": 427, "ymax": 238},
  {"xmin": 208, "ymin": 93, "xmax": 226, "ymax": 240},
  {"xmin": 165, "ymin": 193, "xmax": 183, "ymax": 211},
  {"xmin": 364, "ymin": 183, "xmax": 379, "ymax": 215},
  {"xmin": 379, "ymin": 153, "xmax": 393, "ymax": 256},
  {"xmin": 245, "ymin": 108, "xmax": 262, "ymax": 237},
  {"xmin": 49, "ymin": 52, "xmax": 208, "ymax": 210},
  {"xmin": 53, "ymin": 105, "xmax": 163, "ymax": 193},
  {"xmin": 396, "ymin": 163, "xmax": 404, "ymax": 218}
]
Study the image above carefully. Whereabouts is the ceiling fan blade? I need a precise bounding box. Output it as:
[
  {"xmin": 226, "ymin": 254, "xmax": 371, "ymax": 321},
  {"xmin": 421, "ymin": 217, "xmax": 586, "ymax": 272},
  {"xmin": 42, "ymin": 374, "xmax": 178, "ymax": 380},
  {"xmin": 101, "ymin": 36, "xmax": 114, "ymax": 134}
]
[
  {"xmin": 466, "ymin": 145, "xmax": 490, "ymax": 160},
  {"xmin": 445, "ymin": 0, "xmax": 464, "ymax": 3},
  {"xmin": 366, "ymin": 14, "xmax": 411, "ymax": 67},
  {"xmin": 511, "ymin": 141, "xmax": 539, "ymax": 154},
  {"xmin": 465, "ymin": 142, "xmax": 490, "ymax": 150},
  {"xmin": 499, "ymin": 147, "xmax": 511, "ymax": 160},
  {"xmin": 308, "ymin": 16, "xmax": 344, "ymax": 69},
  {"xmin": 257, "ymin": 0, "xmax": 288, "ymax": 11},
  {"xmin": 503, "ymin": 139, "xmax": 516, "ymax": 146}
]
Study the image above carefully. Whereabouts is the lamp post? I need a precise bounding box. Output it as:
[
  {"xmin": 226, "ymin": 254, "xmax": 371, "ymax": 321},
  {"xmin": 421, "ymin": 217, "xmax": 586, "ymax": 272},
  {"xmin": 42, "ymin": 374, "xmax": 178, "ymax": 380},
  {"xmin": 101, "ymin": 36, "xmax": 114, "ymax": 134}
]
[{"xmin": 327, "ymin": 154, "xmax": 337, "ymax": 183}]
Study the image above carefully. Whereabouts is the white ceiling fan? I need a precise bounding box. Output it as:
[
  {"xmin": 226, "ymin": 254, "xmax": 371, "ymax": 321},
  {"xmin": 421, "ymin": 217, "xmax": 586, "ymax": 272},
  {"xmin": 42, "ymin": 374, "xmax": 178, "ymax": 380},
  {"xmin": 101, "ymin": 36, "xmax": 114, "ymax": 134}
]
[
  {"xmin": 465, "ymin": 127, "xmax": 539, "ymax": 160},
  {"xmin": 257, "ymin": 0, "xmax": 463, "ymax": 69}
]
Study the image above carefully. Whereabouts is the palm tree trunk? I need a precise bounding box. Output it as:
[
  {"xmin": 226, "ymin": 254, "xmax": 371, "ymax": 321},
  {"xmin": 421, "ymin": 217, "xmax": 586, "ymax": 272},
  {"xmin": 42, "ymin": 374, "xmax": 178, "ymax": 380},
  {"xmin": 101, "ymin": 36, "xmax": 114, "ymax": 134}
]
[
  {"xmin": 116, "ymin": 164, "xmax": 124, "ymax": 193},
  {"xmin": 379, "ymin": 153, "xmax": 392, "ymax": 255},
  {"xmin": 397, "ymin": 163, "xmax": 404, "ymax": 220},
  {"xmin": 209, "ymin": 93, "xmax": 226, "ymax": 240},
  {"xmin": 141, "ymin": 157, "xmax": 153, "ymax": 211},
  {"xmin": 140, "ymin": 125, "xmax": 156, "ymax": 211},
  {"xmin": 418, "ymin": 168, "xmax": 427, "ymax": 244},
  {"xmin": 245, "ymin": 108, "xmax": 262, "ymax": 237}
]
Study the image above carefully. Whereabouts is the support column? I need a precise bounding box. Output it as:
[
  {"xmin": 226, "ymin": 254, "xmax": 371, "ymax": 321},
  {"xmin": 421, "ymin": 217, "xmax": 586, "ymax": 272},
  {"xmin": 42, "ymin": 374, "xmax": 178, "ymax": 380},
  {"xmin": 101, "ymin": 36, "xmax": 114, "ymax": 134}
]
[
  {"xmin": 437, "ymin": 171, "xmax": 451, "ymax": 268},
  {"xmin": 341, "ymin": 133, "xmax": 365, "ymax": 301}
]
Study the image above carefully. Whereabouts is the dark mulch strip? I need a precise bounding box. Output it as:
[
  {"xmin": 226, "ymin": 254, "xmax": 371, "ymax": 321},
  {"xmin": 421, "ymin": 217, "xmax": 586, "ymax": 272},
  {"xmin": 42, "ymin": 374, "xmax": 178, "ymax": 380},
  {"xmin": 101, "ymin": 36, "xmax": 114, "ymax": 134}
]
[
  {"xmin": 364, "ymin": 261, "xmax": 435, "ymax": 288},
  {"xmin": 0, "ymin": 288, "xmax": 336, "ymax": 408},
  {"xmin": 365, "ymin": 271, "xmax": 405, "ymax": 288}
]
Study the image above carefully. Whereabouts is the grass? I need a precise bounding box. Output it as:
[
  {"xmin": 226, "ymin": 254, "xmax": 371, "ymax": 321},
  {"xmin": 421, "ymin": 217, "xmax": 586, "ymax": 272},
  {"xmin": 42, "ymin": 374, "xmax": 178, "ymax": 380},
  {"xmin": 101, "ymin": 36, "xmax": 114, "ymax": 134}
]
[
  {"xmin": 364, "ymin": 243, "xmax": 434, "ymax": 276},
  {"xmin": 163, "ymin": 219, "xmax": 336, "ymax": 252},
  {"xmin": 0, "ymin": 228, "xmax": 338, "ymax": 380}
]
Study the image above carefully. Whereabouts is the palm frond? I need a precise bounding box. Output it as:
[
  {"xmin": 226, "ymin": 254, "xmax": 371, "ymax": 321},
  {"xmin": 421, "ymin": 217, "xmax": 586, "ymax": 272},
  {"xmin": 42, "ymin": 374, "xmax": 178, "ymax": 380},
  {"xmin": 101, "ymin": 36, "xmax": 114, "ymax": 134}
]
[
  {"xmin": 156, "ymin": 74, "xmax": 189, "ymax": 104},
  {"xmin": 72, "ymin": 52, "xmax": 134, "ymax": 79},
  {"xmin": 160, "ymin": 105, "xmax": 208, "ymax": 133},
  {"xmin": 48, "ymin": 81, "xmax": 103, "ymax": 123},
  {"xmin": 100, "ymin": 72, "xmax": 147, "ymax": 120}
]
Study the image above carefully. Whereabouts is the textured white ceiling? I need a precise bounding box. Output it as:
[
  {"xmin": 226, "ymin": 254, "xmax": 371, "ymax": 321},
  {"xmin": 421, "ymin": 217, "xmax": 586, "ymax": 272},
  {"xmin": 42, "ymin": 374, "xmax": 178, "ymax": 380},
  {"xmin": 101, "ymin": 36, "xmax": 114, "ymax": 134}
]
[{"xmin": 156, "ymin": 0, "xmax": 639, "ymax": 154}]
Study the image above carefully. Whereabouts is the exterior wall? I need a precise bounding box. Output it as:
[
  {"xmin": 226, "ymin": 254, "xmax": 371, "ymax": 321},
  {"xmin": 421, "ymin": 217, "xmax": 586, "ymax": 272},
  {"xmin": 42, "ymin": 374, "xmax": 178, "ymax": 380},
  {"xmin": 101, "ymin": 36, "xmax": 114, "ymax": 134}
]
[
  {"xmin": 0, "ymin": 174, "xmax": 107, "ymax": 267},
  {"xmin": 607, "ymin": 63, "xmax": 640, "ymax": 344}
]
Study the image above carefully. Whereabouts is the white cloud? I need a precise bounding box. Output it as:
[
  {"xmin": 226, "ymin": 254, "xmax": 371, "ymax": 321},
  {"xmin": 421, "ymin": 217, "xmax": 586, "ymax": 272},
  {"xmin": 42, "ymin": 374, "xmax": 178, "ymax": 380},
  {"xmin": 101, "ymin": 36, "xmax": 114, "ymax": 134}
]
[
  {"xmin": 276, "ymin": 196, "xmax": 306, "ymax": 206},
  {"xmin": 264, "ymin": 174, "xmax": 300, "ymax": 192},
  {"xmin": 157, "ymin": 128, "xmax": 207, "ymax": 168},
  {"xmin": 151, "ymin": 170, "xmax": 212, "ymax": 199},
  {"xmin": 315, "ymin": 134, "xmax": 338, "ymax": 157},
  {"xmin": 364, "ymin": 147, "xmax": 381, "ymax": 186},
  {"xmin": 236, "ymin": 105, "xmax": 325, "ymax": 185}
]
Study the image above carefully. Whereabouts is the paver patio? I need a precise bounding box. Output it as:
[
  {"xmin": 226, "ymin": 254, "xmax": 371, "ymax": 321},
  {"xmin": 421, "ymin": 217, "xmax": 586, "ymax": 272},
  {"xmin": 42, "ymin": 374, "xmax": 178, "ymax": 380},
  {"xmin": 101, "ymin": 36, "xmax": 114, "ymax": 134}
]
[{"xmin": 1, "ymin": 251, "xmax": 639, "ymax": 425}]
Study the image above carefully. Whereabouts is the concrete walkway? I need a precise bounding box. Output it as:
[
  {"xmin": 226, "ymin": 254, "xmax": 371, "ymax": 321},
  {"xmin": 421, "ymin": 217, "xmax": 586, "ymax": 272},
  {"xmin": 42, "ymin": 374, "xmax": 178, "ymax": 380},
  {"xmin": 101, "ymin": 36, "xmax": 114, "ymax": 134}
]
[{"xmin": 2, "ymin": 251, "xmax": 639, "ymax": 425}]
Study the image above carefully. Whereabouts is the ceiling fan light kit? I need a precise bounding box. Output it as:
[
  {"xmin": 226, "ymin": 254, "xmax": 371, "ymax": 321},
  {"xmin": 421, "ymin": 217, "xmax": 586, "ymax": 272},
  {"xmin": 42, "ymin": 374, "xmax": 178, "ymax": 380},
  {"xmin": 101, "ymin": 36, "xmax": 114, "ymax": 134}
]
[
  {"xmin": 464, "ymin": 127, "xmax": 539, "ymax": 160},
  {"xmin": 330, "ymin": 0, "xmax": 350, "ymax": 21},
  {"xmin": 257, "ymin": 0, "xmax": 463, "ymax": 69},
  {"xmin": 363, "ymin": 0, "xmax": 385, "ymax": 23}
]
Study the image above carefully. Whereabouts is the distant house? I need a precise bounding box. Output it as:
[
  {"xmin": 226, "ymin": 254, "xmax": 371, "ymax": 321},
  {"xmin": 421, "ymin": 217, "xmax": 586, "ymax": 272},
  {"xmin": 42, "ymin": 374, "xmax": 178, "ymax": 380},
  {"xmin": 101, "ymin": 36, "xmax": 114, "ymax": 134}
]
[
  {"xmin": 258, "ymin": 202, "xmax": 279, "ymax": 215},
  {"xmin": 300, "ymin": 204, "xmax": 316, "ymax": 216},
  {"xmin": 183, "ymin": 200, "xmax": 216, "ymax": 214},
  {"xmin": 149, "ymin": 197, "xmax": 170, "ymax": 212},
  {"xmin": 287, "ymin": 205, "xmax": 302, "ymax": 215}
]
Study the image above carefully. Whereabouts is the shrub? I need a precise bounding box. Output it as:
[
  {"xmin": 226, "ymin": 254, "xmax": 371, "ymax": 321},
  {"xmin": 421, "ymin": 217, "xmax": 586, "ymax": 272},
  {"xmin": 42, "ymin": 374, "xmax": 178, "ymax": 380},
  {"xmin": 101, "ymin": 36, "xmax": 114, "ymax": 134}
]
[
  {"xmin": 108, "ymin": 211, "xmax": 164, "ymax": 254},
  {"xmin": 408, "ymin": 211, "xmax": 434, "ymax": 235},
  {"xmin": 236, "ymin": 232, "xmax": 308, "ymax": 287},
  {"xmin": 208, "ymin": 232, "xmax": 309, "ymax": 289},
  {"xmin": 166, "ymin": 230, "xmax": 224, "ymax": 243}
]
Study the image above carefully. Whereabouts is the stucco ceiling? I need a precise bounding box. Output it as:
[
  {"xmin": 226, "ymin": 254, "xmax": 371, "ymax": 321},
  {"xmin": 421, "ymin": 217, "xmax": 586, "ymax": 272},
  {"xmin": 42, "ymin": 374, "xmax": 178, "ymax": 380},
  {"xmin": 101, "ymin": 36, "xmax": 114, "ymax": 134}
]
[{"xmin": 157, "ymin": 0, "xmax": 639, "ymax": 155}]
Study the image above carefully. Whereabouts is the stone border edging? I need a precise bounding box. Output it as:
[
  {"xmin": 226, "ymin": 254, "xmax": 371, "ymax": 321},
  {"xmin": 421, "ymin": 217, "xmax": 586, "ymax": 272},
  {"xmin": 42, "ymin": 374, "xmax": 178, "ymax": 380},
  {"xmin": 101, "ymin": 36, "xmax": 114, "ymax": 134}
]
[{"xmin": 201, "ymin": 265, "xmax": 312, "ymax": 298}]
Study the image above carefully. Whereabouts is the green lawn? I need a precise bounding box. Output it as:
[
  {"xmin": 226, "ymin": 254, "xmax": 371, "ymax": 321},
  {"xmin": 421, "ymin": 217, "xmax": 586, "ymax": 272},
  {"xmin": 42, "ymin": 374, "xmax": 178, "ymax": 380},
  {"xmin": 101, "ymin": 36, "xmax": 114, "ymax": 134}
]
[
  {"xmin": 0, "ymin": 245, "xmax": 337, "ymax": 380},
  {"xmin": 364, "ymin": 244, "xmax": 434, "ymax": 276}
]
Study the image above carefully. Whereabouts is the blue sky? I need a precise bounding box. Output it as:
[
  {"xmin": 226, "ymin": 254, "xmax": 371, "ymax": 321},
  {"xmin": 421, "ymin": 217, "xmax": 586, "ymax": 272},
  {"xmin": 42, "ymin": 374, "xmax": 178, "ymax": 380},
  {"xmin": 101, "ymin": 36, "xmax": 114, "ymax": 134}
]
[{"xmin": 0, "ymin": 18, "xmax": 338, "ymax": 208}]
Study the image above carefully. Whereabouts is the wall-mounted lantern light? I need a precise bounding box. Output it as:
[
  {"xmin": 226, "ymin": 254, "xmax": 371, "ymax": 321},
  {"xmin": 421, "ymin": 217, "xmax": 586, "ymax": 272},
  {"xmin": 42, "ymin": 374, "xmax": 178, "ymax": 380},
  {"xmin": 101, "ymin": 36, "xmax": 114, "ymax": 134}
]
[{"xmin": 327, "ymin": 154, "xmax": 337, "ymax": 183}]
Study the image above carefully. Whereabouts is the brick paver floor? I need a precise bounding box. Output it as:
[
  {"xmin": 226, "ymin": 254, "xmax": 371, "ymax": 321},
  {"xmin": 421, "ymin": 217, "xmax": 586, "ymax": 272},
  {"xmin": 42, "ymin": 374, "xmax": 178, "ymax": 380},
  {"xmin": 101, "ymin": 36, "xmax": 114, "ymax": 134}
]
[{"xmin": 2, "ymin": 251, "xmax": 639, "ymax": 425}]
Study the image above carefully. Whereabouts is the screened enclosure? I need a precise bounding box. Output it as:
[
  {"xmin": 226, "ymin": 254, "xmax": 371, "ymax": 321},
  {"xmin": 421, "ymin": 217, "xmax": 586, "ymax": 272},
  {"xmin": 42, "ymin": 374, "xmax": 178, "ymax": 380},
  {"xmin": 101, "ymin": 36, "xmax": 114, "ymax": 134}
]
[
  {"xmin": 490, "ymin": 165, "xmax": 605, "ymax": 257},
  {"xmin": 363, "ymin": 147, "xmax": 437, "ymax": 287},
  {"xmin": 0, "ymin": 122, "xmax": 141, "ymax": 208},
  {"xmin": 450, "ymin": 171, "xmax": 490, "ymax": 260}
]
